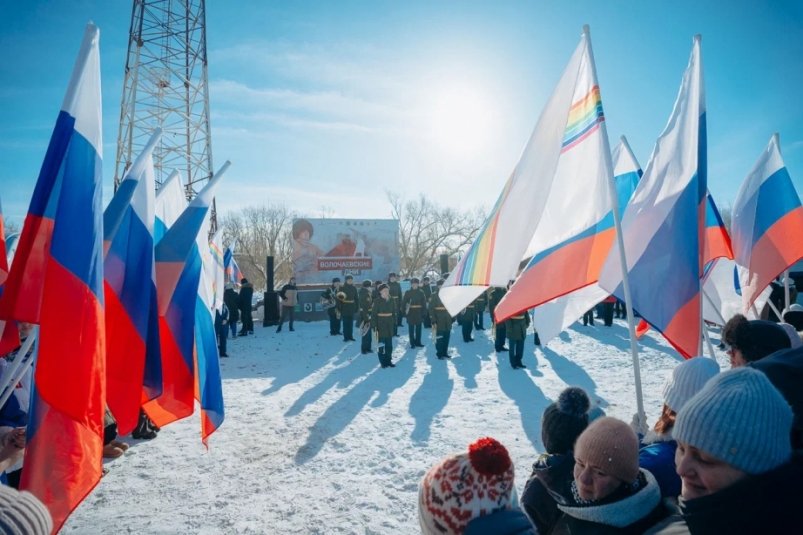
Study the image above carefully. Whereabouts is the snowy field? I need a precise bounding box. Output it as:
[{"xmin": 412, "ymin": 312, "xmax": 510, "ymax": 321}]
[{"xmin": 66, "ymin": 317, "xmax": 727, "ymax": 534}]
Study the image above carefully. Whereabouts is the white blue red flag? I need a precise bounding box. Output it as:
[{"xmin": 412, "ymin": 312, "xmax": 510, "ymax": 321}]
[
  {"xmin": 732, "ymin": 134, "xmax": 803, "ymax": 312},
  {"xmin": 102, "ymin": 129, "xmax": 162, "ymax": 434},
  {"xmin": 0, "ymin": 197, "xmax": 20, "ymax": 356},
  {"xmin": 0, "ymin": 23, "xmax": 105, "ymax": 531},
  {"xmin": 599, "ymin": 35, "xmax": 707, "ymax": 359}
]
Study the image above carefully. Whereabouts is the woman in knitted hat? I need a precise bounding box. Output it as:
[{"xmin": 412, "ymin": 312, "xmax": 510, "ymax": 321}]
[
  {"xmin": 721, "ymin": 314, "xmax": 790, "ymax": 367},
  {"xmin": 551, "ymin": 417, "xmax": 666, "ymax": 533},
  {"xmin": 520, "ymin": 387, "xmax": 591, "ymax": 534},
  {"xmin": 418, "ymin": 437, "xmax": 536, "ymax": 534},
  {"xmin": 649, "ymin": 367, "xmax": 803, "ymax": 534},
  {"xmin": 639, "ymin": 357, "xmax": 719, "ymax": 499}
]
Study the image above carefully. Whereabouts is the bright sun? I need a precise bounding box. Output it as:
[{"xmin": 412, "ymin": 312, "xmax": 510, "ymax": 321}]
[{"xmin": 429, "ymin": 84, "xmax": 497, "ymax": 158}]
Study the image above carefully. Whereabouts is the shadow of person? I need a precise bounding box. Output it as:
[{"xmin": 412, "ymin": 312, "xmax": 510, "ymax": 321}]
[
  {"xmin": 259, "ymin": 343, "xmax": 349, "ymax": 396},
  {"xmin": 408, "ymin": 354, "xmax": 454, "ymax": 444},
  {"xmin": 539, "ymin": 346, "xmax": 608, "ymax": 409},
  {"xmin": 284, "ymin": 354, "xmax": 377, "ymax": 417},
  {"xmin": 293, "ymin": 347, "xmax": 418, "ymax": 465},
  {"xmin": 496, "ymin": 361, "xmax": 551, "ymax": 451},
  {"xmin": 451, "ymin": 347, "xmax": 482, "ymax": 389}
]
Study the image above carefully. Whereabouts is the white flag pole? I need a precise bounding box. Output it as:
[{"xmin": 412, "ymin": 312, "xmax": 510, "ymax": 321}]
[
  {"xmin": 701, "ymin": 287, "xmax": 727, "ymax": 326},
  {"xmin": 766, "ymin": 298, "xmax": 783, "ymax": 321},
  {"xmin": 784, "ymin": 270, "xmax": 791, "ymax": 312},
  {"xmin": 0, "ymin": 327, "xmax": 37, "ymax": 410},
  {"xmin": 701, "ymin": 320, "xmax": 716, "ymax": 359},
  {"xmin": 585, "ymin": 25, "xmax": 646, "ymax": 429}
]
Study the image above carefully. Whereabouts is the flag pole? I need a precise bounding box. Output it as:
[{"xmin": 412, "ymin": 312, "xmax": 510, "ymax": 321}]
[
  {"xmin": 0, "ymin": 327, "xmax": 37, "ymax": 410},
  {"xmin": 701, "ymin": 320, "xmax": 716, "ymax": 359},
  {"xmin": 766, "ymin": 298, "xmax": 783, "ymax": 320},
  {"xmin": 585, "ymin": 25, "xmax": 646, "ymax": 428},
  {"xmin": 784, "ymin": 270, "xmax": 791, "ymax": 311},
  {"xmin": 701, "ymin": 287, "xmax": 727, "ymax": 325}
]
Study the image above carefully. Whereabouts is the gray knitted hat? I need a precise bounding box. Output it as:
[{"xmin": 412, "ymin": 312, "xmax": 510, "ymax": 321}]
[
  {"xmin": 674, "ymin": 367, "xmax": 793, "ymax": 474},
  {"xmin": 0, "ymin": 485, "xmax": 53, "ymax": 535},
  {"xmin": 662, "ymin": 356, "xmax": 720, "ymax": 413}
]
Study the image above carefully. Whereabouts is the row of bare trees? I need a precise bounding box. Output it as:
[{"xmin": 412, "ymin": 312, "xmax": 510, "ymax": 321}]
[{"xmin": 218, "ymin": 194, "xmax": 486, "ymax": 290}]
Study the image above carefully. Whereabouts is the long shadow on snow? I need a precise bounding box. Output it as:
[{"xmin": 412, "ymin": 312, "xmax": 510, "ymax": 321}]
[
  {"xmin": 284, "ymin": 352, "xmax": 377, "ymax": 417},
  {"xmin": 605, "ymin": 322, "xmax": 683, "ymax": 361},
  {"xmin": 408, "ymin": 352, "xmax": 454, "ymax": 444},
  {"xmin": 258, "ymin": 340, "xmax": 354, "ymax": 396},
  {"xmin": 539, "ymin": 346, "xmax": 608, "ymax": 409},
  {"xmin": 496, "ymin": 359, "xmax": 551, "ymax": 451},
  {"xmin": 294, "ymin": 346, "xmax": 417, "ymax": 465}
]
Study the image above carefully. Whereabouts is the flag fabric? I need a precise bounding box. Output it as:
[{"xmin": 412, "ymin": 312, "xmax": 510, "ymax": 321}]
[
  {"xmin": 224, "ymin": 247, "xmax": 244, "ymax": 285},
  {"xmin": 144, "ymin": 165, "xmax": 227, "ymax": 428},
  {"xmin": 702, "ymin": 258, "xmax": 770, "ymax": 325},
  {"xmin": 209, "ymin": 230, "xmax": 225, "ymax": 312},
  {"xmin": 528, "ymin": 137, "xmax": 642, "ymax": 344},
  {"xmin": 154, "ymin": 170, "xmax": 185, "ymax": 243},
  {"xmin": 731, "ymin": 134, "xmax": 803, "ymax": 312},
  {"xmin": 439, "ymin": 27, "xmax": 613, "ymax": 316},
  {"xmin": 599, "ymin": 35, "xmax": 706, "ymax": 359},
  {"xmin": 194, "ymin": 215, "xmax": 224, "ymax": 444},
  {"xmin": 703, "ymin": 191, "xmax": 733, "ymax": 266},
  {"xmin": 0, "ymin": 198, "xmax": 21, "ymax": 356},
  {"xmin": 102, "ymin": 130, "xmax": 162, "ymax": 434},
  {"xmin": 3, "ymin": 24, "xmax": 105, "ymax": 532}
]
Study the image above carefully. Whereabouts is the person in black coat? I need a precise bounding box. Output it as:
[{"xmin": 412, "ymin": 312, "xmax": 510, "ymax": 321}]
[
  {"xmin": 214, "ymin": 303, "xmax": 229, "ymax": 357},
  {"xmin": 521, "ymin": 387, "xmax": 591, "ymax": 534},
  {"xmin": 421, "ymin": 276, "xmax": 433, "ymax": 329},
  {"xmin": 223, "ymin": 283, "xmax": 240, "ymax": 338},
  {"xmin": 276, "ymin": 277, "xmax": 298, "ymax": 333},
  {"xmin": 320, "ymin": 277, "xmax": 342, "ymax": 335},
  {"xmin": 238, "ymin": 278, "xmax": 254, "ymax": 335}
]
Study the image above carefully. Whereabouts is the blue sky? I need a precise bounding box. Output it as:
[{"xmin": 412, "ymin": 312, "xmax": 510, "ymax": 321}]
[{"xmin": 1, "ymin": 1, "xmax": 802, "ymax": 227}]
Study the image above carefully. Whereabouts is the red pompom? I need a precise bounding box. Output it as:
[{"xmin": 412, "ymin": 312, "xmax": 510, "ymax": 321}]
[{"xmin": 468, "ymin": 437, "xmax": 511, "ymax": 476}]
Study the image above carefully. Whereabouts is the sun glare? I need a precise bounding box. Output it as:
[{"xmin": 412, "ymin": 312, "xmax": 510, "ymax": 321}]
[{"xmin": 429, "ymin": 84, "xmax": 497, "ymax": 158}]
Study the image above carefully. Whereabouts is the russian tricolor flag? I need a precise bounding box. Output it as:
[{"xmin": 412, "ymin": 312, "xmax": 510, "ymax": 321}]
[
  {"xmin": 0, "ymin": 24, "xmax": 106, "ymax": 531},
  {"xmin": 600, "ymin": 35, "xmax": 707, "ymax": 359},
  {"xmin": 0, "ymin": 197, "xmax": 21, "ymax": 356},
  {"xmin": 224, "ymin": 246, "xmax": 244, "ymax": 286},
  {"xmin": 732, "ymin": 134, "xmax": 803, "ymax": 312},
  {"xmin": 194, "ymin": 216, "xmax": 224, "ymax": 444},
  {"xmin": 102, "ymin": 129, "xmax": 162, "ymax": 434},
  {"xmin": 154, "ymin": 170, "xmax": 185, "ymax": 243},
  {"xmin": 144, "ymin": 162, "xmax": 228, "ymax": 428}
]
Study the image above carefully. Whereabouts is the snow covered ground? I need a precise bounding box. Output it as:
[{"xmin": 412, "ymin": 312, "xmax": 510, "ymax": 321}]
[{"xmin": 66, "ymin": 317, "xmax": 727, "ymax": 534}]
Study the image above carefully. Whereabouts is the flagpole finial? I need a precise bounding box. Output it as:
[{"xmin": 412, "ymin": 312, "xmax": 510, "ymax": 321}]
[
  {"xmin": 620, "ymin": 135, "xmax": 627, "ymax": 143},
  {"xmin": 583, "ymin": 24, "xmax": 590, "ymax": 36},
  {"xmin": 772, "ymin": 132, "xmax": 780, "ymax": 145},
  {"xmin": 694, "ymin": 34, "xmax": 702, "ymax": 43}
]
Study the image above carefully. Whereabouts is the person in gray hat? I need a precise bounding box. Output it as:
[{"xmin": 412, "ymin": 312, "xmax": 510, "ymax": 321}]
[
  {"xmin": 0, "ymin": 485, "xmax": 52, "ymax": 534},
  {"xmin": 649, "ymin": 367, "xmax": 803, "ymax": 534}
]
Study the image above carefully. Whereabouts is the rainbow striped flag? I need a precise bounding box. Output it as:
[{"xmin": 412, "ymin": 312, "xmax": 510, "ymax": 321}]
[{"xmin": 440, "ymin": 26, "xmax": 614, "ymax": 316}]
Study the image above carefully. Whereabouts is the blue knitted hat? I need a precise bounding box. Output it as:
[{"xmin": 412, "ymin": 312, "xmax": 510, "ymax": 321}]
[
  {"xmin": 662, "ymin": 356, "xmax": 720, "ymax": 413},
  {"xmin": 673, "ymin": 367, "xmax": 793, "ymax": 474}
]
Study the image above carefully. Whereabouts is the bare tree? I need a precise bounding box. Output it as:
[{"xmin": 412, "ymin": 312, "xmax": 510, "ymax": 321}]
[
  {"xmin": 388, "ymin": 192, "xmax": 486, "ymax": 278},
  {"xmin": 219, "ymin": 203, "xmax": 295, "ymax": 290}
]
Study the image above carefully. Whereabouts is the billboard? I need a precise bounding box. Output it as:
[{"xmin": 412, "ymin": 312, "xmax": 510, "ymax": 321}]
[{"xmin": 292, "ymin": 218, "xmax": 400, "ymax": 284}]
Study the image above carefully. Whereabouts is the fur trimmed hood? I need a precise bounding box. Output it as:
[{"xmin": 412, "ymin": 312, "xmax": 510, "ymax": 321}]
[{"xmin": 558, "ymin": 469, "xmax": 661, "ymax": 528}]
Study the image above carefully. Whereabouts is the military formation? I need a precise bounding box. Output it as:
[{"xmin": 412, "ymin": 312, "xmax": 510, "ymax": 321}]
[{"xmin": 320, "ymin": 273, "xmax": 541, "ymax": 370}]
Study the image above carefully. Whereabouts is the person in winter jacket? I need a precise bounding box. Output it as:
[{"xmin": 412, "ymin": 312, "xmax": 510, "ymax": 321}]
[
  {"xmin": 601, "ymin": 296, "xmax": 616, "ymax": 326},
  {"xmin": 648, "ymin": 367, "xmax": 803, "ymax": 534},
  {"xmin": 506, "ymin": 310, "xmax": 531, "ymax": 369},
  {"xmin": 372, "ymin": 284, "xmax": 395, "ymax": 368},
  {"xmin": 320, "ymin": 277, "xmax": 342, "ymax": 336},
  {"xmin": 421, "ymin": 276, "xmax": 433, "ymax": 329},
  {"xmin": 339, "ymin": 275, "xmax": 359, "ymax": 342},
  {"xmin": 550, "ymin": 417, "xmax": 667, "ymax": 534},
  {"xmin": 782, "ymin": 303, "xmax": 803, "ymax": 331},
  {"xmin": 402, "ymin": 278, "xmax": 427, "ymax": 348},
  {"xmin": 429, "ymin": 280, "xmax": 453, "ymax": 359},
  {"xmin": 459, "ymin": 300, "xmax": 475, "ymax": 342},
  {"xmin": 749, "ymin": 344, "xmax": 803, "ymax": 450},
  {"xmin": 419, "ymin": 436, "xmax": 536, "ymax": 535},
  {"xmin": 358, "ymin": 279, "xmax": 373, "ymax": 354},
  {"xmin": 276, "ymin": 277, "xmax": 298, "ymax": 333},
  {"xmin": 721, "ymin": 314, "xmax": 790, "ymax": 367},
  {"xmin": 223, "ymin": 283, "xmax": 240, "ymax": 338},
  {"xmin": 489, "ymin": 286, "xmax": 509, "ymax": 352},
  {"xmin": 214, "ymin": 302, "xmax": 229, "ymax": 357},
  {"xmin": 521, "ymin": 386, "xmax": 591, "ymax": 534},
  {"xmin": 238, "ymin": 278, "xmax": 254, "ymax": 335},
  {"xmin": 639, "ymin": 357, "xmax": 720, "ymax": 499}
]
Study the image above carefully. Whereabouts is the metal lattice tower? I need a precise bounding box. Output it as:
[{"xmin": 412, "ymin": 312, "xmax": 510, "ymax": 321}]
[{"xmin": 114, "ymin": 0, "xmax": 216, "ymax": 226}]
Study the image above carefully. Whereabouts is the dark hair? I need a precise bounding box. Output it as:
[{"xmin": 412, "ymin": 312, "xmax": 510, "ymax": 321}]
[
  {"xmin": 292, "ymin": 219, "xmax": 314, "ymax": 239},
  {"xmin": 723, "ymin": 314, "xmax": 791, "ymax": 362}
]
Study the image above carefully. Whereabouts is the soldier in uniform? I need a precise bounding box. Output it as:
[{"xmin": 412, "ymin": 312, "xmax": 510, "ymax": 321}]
[
  {"xmin": 358, "ymin": 279, "xmax": 373, "ymax": 354},
  {"xmin": 320, "ymin": 277, "xmax": 342, "ymax": 336},
  {"xmin": 421, "ymin": 276, "xmax": 433, "ymax": 329},
  {"xmin": 339, "ymin": 275, "xmax": 359, "ymax": 342},
  {"xmin": 459, "ymin": 299, "xmax": 475, "ymax": 342},
  {"xmin": 429, "ymin": 279, "xmax": 453, "ymax": 359},
  {"xmin": 402, "ymin": 277, "xmax": 427, "ymax": 348},
  {"xmin": 506, "ymin": 309, "xmax": 531, "ymax": 369},
  {"xmin": 388, "ymin": 272, "xmax": 403, "ymax": 335},
  {"xmin": 473, "ymin": 290, "xmax": 488, "ymax": 330},
  {"xmin": 488, "ymin": 285, "xmax": 508, "ymax": 352},
  {"xmin": 372, "ymin": 284, "xmax": 396, "ymax": 368}
]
